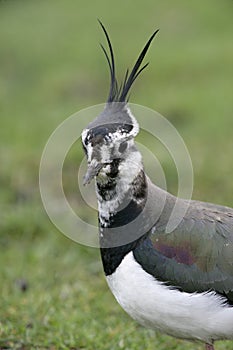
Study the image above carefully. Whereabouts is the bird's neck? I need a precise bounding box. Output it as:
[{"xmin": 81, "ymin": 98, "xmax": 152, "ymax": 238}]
[
  {"xmin": 96, "ymin": 151, "xmax": 146, "ymax": 228},
  {"xmin": 96, "ymin": 157, "xmax": 149, "ymax": 276},
  {"xmin": 96, "ymin": 151, "xmax": 170, "ymax": 276}
]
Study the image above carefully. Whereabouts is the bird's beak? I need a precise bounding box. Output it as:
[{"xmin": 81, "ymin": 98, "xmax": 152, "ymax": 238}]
[{"xmin": 83, "ymin": 160, "xmax": 103, "ymax": 186}]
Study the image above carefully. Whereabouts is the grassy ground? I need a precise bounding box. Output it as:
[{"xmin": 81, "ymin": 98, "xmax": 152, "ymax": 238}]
[{"xmin": 0, "ymin": 0, "xmax": 233, "ymax": 349}]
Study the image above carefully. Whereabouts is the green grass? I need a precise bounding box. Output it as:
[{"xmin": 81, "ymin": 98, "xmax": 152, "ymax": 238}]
[{"xmin": 0, "ymin": 0, "xmax": 233, "ymax": 349}]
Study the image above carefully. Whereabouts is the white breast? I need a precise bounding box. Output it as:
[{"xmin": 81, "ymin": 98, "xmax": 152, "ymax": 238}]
[{"xmin": 106, "ymin": 252, "xmax": 233, "ymax": 343}]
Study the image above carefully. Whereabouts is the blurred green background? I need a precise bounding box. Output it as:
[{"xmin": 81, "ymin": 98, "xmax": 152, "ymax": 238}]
[{"xmin": 0, "ymin": 0, "xmax": 232, "ymax": 349}]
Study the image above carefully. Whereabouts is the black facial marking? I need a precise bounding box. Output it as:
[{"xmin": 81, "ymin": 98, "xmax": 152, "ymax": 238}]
[
  {"xmin": 108, "ymin": 158, "xmax": 121, "ymax": 178},
  {"xmin": 97, "ymin": 180, "xmax": 116, "ymax": 201},
  {"xmin": 118, "ymin": 141, "xmax": 127, "ymax": 153},
  {"xmin": 96, "ymin": 159, "xmax": 121, "ymax": 201},
  {"xmin": 87, "ymin": 124, "xmax": 133, "ymax": 144},
  {"xmin": 132, "ymin": 170, "xmax": 147, "ymax": 200}
]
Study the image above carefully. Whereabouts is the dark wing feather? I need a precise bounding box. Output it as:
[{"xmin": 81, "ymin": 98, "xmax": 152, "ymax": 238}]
[{"xmin": 134, "ymin": 200, "xmax": 233, "ymax": 303}]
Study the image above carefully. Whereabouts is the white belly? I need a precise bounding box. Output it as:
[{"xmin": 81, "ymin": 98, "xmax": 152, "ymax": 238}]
[{"xmin": 106, "ymin": 252, "xmax": 233, "ymax": 343}]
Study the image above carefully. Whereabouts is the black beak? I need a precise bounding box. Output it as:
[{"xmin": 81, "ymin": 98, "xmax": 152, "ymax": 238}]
[{"xmin": 83, "ymin": 161, "xmax": 104, "ymax": 186}]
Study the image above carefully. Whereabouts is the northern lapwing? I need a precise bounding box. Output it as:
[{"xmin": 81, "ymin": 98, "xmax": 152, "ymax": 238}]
[{"xmin": 81, "ymin": 22, "xmax": 233, "ymax": 350}]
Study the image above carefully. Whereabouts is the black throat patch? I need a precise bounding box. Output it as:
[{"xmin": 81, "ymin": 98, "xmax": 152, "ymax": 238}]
[{"xmin": 99, "ymin": 170, "xmax": 149, "ymax": 275}]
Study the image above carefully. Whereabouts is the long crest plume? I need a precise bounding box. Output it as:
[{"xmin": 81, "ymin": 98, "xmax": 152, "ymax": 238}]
[{"xmin": 98, "ymin": 20, "xmax": 159, "ymax": 103}]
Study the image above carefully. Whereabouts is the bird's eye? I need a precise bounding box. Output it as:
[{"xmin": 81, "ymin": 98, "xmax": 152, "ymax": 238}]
[{"xmin": 118, "ymin": 141, "xmax": 127, "ymax": 153}]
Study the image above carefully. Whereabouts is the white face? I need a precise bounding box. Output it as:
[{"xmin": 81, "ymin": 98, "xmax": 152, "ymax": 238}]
[
  {"xmin": 82, "ymin": 129, "xmax": 130, "ymax": 162},
  {"xmin": 81, "ymin": 106, "xmax": 140, "ymax": 185},
  {"xmin": 81, "ymin": 126, "xmax": 141, "ymax": 185}
]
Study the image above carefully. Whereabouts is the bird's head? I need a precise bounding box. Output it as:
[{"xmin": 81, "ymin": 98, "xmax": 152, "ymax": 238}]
[
  {"xmin": 82, "ymin": 103, "xmax": 139, "ymax": 185},
  {"xmin": 82, "ymin": 21, "xmax": 159, "ymax": 186}
]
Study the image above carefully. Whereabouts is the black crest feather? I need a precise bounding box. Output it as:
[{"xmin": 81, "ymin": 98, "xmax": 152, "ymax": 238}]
[{"xmin": 98, "ymin": 20, "xmax": 159, "ymax": 103}]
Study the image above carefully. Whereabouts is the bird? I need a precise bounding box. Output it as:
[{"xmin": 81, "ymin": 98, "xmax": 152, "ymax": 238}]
[{"xmin": 81, "ymin": 21, "xmax": 233, "ymax": 350}]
